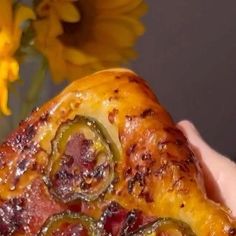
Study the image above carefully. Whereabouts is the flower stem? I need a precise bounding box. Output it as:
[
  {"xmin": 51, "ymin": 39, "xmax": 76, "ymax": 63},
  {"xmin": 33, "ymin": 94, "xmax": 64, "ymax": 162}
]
[{"xmin": 20, "ymin": 60, "xmax": 47, "ymax": 121}]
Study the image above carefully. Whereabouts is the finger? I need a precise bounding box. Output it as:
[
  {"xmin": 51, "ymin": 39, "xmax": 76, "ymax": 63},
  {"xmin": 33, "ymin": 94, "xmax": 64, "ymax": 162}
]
[
  {"xmin": 177, "ymin": 120, "xmax": 236, "ymax": 217},
  {"xmin": 177, "ymin": 120, "xmax": 225, "ymax": 205}
]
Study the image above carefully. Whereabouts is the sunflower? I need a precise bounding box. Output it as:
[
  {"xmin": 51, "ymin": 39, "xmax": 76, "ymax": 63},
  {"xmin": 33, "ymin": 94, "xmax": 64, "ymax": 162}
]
[
  {"xmin": 33, "ymin": 0, "xmax": 147, "ymax": 82},
  {"xmin": 0, "ymin": 0, "xmax": 35, "ymax": 115}
]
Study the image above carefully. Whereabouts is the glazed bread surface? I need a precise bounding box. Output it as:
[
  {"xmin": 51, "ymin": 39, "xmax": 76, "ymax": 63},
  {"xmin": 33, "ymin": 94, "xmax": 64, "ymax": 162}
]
[{"xmin": 0, "ymin": 69, "xmax": 235, "ymax": 235}]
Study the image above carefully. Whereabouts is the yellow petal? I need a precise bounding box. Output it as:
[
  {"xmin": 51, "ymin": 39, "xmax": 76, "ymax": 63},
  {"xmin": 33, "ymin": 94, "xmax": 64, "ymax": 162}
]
[
  {"xmin": 67, "ymin": 61, "xmax": 103, "ymax": 81},
  {"xmin": 7, "ymin": 59, "xmax": 19, "ymax": 82},
  {"xmin": 42, "ymin": 39, "xmax": 67, "ymax": 83},
  {"xmin": 95, "ymin": 0, "xmax": 138, "ymax": 9},
  {"xmin": 34, "ymin": 14, "xmax": 63, "ymax": 46},
  {"xmin": 13, "ymin": 5, "xmax": 36, "ymax": 51},
  {"xmin": 50, "ymin": 63, "xmax": 67, "ymax": 83},
  {"xmin": 0, "ymin": 0, "xmax": 13, "ymax": 30},
  {"xmin": 0, "ymin": 31, "xmax": 11, "ymax": 56},
  {"xmin": 0, "ymin": 61, "xmax": 8, "ymax": 82},
  {"xmin": 36, "ymin": 0, "xmax": 51, "ymax": 17},
  {"xmin": 121, "ymin": 47, "xmax": 138, "ymax": 61},
  {"xmin": 94, "ymin": 16, "xmax": 144, "ymax": 47},
  {"xmin": 82, "ymin": 41, "xmax": 124, "ymax": 62},
  {"xmin": 33, "ymin": 19, "xmax": 49, "ymax": 46},
  {"xmin": 0, "ymin": 80, "xmax": 11, "ymax": 116},
  {"xmin": 64, "ymin": 48, "xmax": 98, "ymax": 66},
  {"xmin": 34, "ymin": 23, "xmax": 66, "ymax": 82},
  {"xmin": 14, "ymin": 4, "xmax": 36, "ymax": 29},
  {"xmin": 130, "ymin": 1, "xmax": 148, "ymax": 18},
  {"xmin": 54, "ymin": 2, "xmax": 80, "ymax": 23},
  {"xmin": 48, "ymin": 13, "xmax": 63, "ymax": 37},
  {"xmin": 94, "ymin": 21, "xmax": 134, "ymax": 48},
  {"xmin": 98, "ymin": 15, "xmax": 145, "ymax": 36},
  {"xmin": 0, "ymin": 58, "xmax": 19, "ymax": 83},
  {"xmin": 96, "ymin": 0, "xmax": 145, "ymax": 16}
]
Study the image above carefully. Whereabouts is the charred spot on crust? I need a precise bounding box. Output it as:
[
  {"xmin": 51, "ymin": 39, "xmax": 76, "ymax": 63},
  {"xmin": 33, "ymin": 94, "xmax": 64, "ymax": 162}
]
[
  {"xmin": 127, "ymin": 171, "xmax": 146, "ymax": 194},
  {"xmin": 11, "ymin": 159, "xmax": 31, "ymax": 188},
  {"xmin": 141, "ymin": 152, "xmax": 152, "ymax": 161},
  {"xmin": 154, "ymin": 156, "xmax": 194, "ymax": 179},
  {"xmin": 113, "ymin": 89, "xmax": 119, "ymax": 93},
  {"xmin": 171, "ymin": 160, "xmax": 190, "ymax": 173},
  {"xmin": 5, "ymin": 124, "xmax": 36, "ymax": 151},
  {"xmin": 139, "ymin": 190, "xmax": 154, "ymax": 203},
  {"xmin": 0, "ymin": 198, "xmax": 26, "ymax": 235},
  {"xmin": 154, "ymin": 163, "xmax": 169, "ymax": 177},
  {"xmin": 171, "ymin": 176, "xmax": 185, "ymax": 190},
  {"xmin": 128, "ymin": 76, "xmax": 139, "ymax": 83},
  {"xmin": 140, "ymin": 108, "xmax": 155, "ymax": 118},
  {"xmin": 22, "ymin": 125, "xmax": 36, "ymax": 146},
  {"xmin": 124, "ymin": 167, "xmax": 132, "ymax": 178},
  {"xmin": 164, "ymin": 127, "xmax": 187, "ymax": 144},
  {"xmin": 125, "ymin": 115, "xmax": 137, "ymax": 122},
  {"xmin": 158, "ymin": 139, "xmax": 183, "ymax": 150},
  {"xmin": 185, "ymin": 154, "xmax": 196, "ymax": 164},
  {"xmin": 18, "ymin": 119, "xmax": 26, "ymax": 127},
  {"xmin": 157, "ymin": 128, "xmax": 189, "ymax": 154},
  {"xmin": 109, "ymin": 95, "xmax": 119, "ymax": 101},
  {"xmin": 108, "ymin": 109, "xmax": 118, "ymax": 124},
  {"xmin": 22, "ymin": 124, "xmax": 35, "ymax": 143},
  {"xmin": 39, "ymin": 112, "xmax": 50, "ymax": 123},
  {"xmin": 18, "ymin": 159, "xmax": 28, "ymax": 171},
  {"xmin": 0, "ymin": 153, "xmax": 6, "ymax": 169},
  {"xmin": 31, "ymin": 107, "xmax": 39, "ymax": 113},
  {"xmin": 228, "ymin": 228, "xmax": 236, "ymax": 236},
  {"xmin": 157, "ymin": 141, "xmax": 167, "ymax": 151},
  {"xmin": 126, "ymin": 144, "xmax": 137, "ymax": 156},
  {"xmin": 3, "ymin": 110, "xmax": 49, "ymax": 153}
]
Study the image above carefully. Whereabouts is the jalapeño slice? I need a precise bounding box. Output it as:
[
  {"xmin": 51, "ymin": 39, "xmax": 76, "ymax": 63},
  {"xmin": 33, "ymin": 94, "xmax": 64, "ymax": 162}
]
[
  {"xmin": 38, "ymin": 211, "xmax": 101, "ymax": 236},
  {"xmin": 130, "ymin": 218, "xmax": 196, "ymax": 236},
  {"xmin": 47, "ymin": 116, "xmax": 117, "ymax": 203}
]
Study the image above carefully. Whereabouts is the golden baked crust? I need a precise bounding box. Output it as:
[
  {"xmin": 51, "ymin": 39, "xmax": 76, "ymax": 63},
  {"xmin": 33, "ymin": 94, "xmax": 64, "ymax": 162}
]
[{"xmin": 0, "ymin": 69, "xmax": 235, "ymax": 235}]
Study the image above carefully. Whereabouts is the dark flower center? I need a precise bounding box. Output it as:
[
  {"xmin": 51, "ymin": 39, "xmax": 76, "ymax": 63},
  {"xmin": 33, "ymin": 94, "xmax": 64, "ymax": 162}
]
[{"xmin": 59, "ymin": 1, "xmax": 96, "ymax": 48}]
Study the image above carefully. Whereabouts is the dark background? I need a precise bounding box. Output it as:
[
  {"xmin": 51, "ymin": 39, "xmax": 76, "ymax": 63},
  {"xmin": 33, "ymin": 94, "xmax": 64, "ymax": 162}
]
[{"xmin": 132, "ymin": 0, "xmax": 236, "ymax": 159}]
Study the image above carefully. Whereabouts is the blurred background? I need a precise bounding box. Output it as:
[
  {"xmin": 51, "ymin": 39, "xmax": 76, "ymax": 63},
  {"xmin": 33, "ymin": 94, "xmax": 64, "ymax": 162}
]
[
  {"xmin": 1, "ymin": 0, "xmax": 236, "ymax": 160},
  {"xmin": 132, "ymin": 0, "xmax": 236, "ymax": 159}
]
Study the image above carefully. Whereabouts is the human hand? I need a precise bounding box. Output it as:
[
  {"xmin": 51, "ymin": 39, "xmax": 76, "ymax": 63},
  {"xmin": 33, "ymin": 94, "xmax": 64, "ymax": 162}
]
[{"xmin": 177, "ymin": 120, "xmax": 236, "ymax": 217}]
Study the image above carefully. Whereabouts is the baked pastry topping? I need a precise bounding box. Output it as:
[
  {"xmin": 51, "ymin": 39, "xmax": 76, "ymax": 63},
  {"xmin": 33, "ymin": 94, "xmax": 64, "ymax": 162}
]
[{"xmin": 0, "ymin": 69, "xmax": 235, "ymax": 236}]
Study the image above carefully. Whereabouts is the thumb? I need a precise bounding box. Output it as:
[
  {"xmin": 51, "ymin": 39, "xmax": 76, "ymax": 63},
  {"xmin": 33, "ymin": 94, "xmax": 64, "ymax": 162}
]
[{"xmin": 177, "ymin": 120, "xmax": 236, "ymax": 217}]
